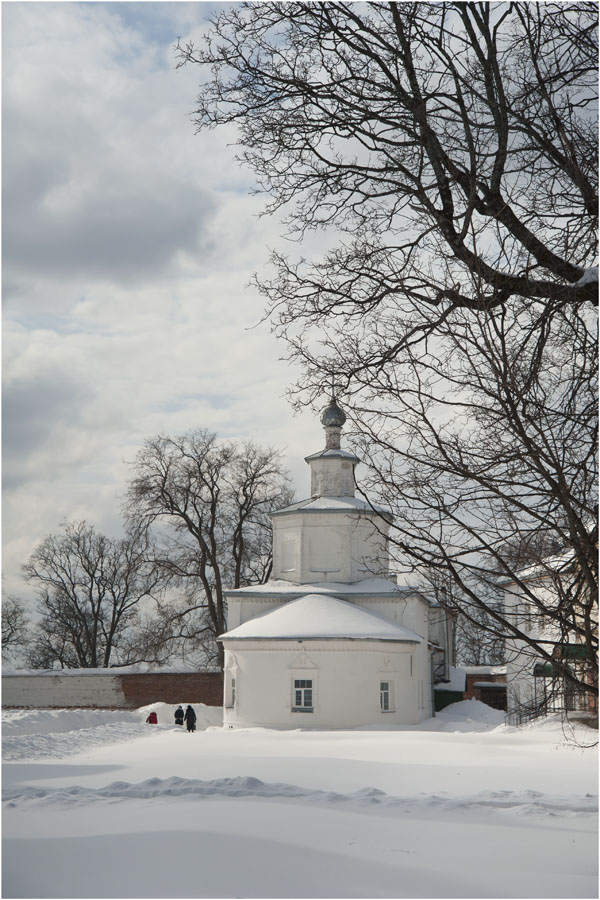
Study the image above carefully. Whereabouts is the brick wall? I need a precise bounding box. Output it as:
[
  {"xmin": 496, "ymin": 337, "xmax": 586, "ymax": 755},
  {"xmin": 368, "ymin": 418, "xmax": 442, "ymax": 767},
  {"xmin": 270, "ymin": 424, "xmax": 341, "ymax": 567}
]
[
  {"xmin": 119, "ymin": 673, "xmax": 223, "ymax": 707},
  {"xmin": 464, "ymin": 672, "xmax": 506, "ymax": 700},
  {"xmin": 2, "ymin": 672, "xmax": 223, "ymax": 709}
]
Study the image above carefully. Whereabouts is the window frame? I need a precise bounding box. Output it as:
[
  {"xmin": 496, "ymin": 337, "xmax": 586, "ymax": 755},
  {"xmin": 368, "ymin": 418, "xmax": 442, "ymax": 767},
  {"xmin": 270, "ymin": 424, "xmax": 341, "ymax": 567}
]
[
  {"xmin": 225, "ymin": 669, "xmax": 237, "ymax": 708},
  {"xmin": 379, "ymin": 679, "xmax": 395, "ymax": 713},
  {"xmin": 292, "ymin": 677, "xmax": 315, "ymax": 713}
]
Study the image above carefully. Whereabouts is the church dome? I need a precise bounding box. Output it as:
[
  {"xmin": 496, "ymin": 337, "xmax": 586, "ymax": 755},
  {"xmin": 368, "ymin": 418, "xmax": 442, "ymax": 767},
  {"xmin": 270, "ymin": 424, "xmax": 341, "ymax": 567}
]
[{"xmin": 321, "ymin": 396, "xmax": 346, "ymax": 427}]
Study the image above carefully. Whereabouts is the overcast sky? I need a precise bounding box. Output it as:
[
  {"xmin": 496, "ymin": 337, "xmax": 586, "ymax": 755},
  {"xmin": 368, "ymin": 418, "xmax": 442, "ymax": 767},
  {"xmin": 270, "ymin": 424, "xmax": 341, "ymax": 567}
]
[{"xmin": 3, "ymin": 1, "xmax": 331, "ymax": 599}]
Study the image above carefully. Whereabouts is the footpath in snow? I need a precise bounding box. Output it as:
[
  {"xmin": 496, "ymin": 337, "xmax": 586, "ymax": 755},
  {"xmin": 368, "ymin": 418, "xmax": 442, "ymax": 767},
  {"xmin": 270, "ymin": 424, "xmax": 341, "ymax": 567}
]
[{"xmin": 2, "ymin": 700, "xmax": 598, "ymax": 899}]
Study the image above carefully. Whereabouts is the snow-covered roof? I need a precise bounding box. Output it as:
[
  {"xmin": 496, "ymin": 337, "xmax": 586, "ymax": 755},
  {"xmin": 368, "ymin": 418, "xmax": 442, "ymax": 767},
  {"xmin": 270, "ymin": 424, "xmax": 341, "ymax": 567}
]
[
  {"xmin": 226, "ymin": 577, "xmax": 421, "ymax": 600},
  {"xmin": 2, "ymin": 665, "xmax": 221, "ymax": 677},
  {"xmin": 219, "ymin": 594, "xmax": 424, "ymax": 643},
  {"xmin": 462, "ymin": 665, "xmax": 507, "ymax": 676},
  {"xmin": 498, "ymin": 550, "xmax": 574, "ymax": 586},
  {"xmin": 434, "ymin": 665, "xmax": 466, "ymax": 692},
  {"xmin": 272, "ymin": 495, "xmax": 392, "ymax": 518}
]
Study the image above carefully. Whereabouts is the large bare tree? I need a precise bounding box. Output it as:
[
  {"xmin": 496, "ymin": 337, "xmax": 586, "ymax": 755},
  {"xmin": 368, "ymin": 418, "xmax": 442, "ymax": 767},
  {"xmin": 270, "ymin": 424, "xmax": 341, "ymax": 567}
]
[
  {"xmin": 349, "ymin": 296, "xmax": 597, "ymax": 698},
  {"xmin": 125, "ymin": 431, "xmax": 293, "ymax": 669},
  {"xmin": 1, "ymin": 596, "xmax": 29, "ymax": 664},
  {"xmin": 23, "ymin": 521, "xmax": 161, "ymax": 669},
  {"xmin": 178, "ymin": 1, "xmax": 597, "ymax": 322},
  {"xmin": 178, "ymin": 3, "xmax": 598, "ymax": 699}
]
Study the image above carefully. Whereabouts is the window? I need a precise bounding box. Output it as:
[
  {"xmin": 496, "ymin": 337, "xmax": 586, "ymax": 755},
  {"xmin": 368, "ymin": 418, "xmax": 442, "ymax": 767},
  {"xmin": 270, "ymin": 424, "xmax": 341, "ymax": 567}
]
[
  {"xmin": 292, "ymin": 678, "xmax": 314, "ymax": 712},
  {"xmin": 380, "ymin": 681, "xmax": 395, "ymax": 712},
  {"xmin": 225, "ymin": 673, "xmax": 236, "ymax": 708}
]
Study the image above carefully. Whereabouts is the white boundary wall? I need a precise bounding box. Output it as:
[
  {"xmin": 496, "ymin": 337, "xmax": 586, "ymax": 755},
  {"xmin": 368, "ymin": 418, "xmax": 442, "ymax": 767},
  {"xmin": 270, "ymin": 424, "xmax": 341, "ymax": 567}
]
[{"xmin": 3, "ymin": 673, "xmax": 125, "ymax": 708}]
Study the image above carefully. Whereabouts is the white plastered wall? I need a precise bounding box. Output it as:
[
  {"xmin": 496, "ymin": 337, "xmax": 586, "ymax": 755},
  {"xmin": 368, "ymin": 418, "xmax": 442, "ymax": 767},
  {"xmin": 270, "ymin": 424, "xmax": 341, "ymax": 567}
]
[
  {"xmin": 503, "ymin": 579, "xmax": 562, "ymax": 715},
  {"xmin": 2, "ymin": 674, "xmax": 125, "ymax": 708},
  {"xmin": 309, "ymin": 457, "xmax": 355, "ymax": 497},
  {"xmin": 272, "ymin": 513, "xmax": 389, "ymax": 584},
  {"xmin": 222, "ymin": 639, "xmax": 429, "ymax": 728},
  {"xmin": 226, "ymin": 597, "xmax": 283, "ymax": 631}
]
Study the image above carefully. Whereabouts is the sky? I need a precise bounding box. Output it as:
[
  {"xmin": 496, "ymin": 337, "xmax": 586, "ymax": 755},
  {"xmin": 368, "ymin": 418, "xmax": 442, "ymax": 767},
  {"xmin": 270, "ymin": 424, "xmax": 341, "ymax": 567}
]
[{"xmin": 2, "ymin": 1, "xmax": 330, "ymax": 600}]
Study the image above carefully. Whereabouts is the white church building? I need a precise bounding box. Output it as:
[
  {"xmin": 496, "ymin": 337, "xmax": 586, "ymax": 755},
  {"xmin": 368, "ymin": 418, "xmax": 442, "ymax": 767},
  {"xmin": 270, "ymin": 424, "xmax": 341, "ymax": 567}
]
[{"xmin": 219, "ymin": 398, "xmax": 438, "ymax": 728}]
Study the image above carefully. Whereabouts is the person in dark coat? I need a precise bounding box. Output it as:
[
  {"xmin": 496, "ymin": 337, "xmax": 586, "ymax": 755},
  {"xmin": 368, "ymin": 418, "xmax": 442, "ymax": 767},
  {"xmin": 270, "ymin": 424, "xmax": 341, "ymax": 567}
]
[
  {"xmin": 174, "ymin": 706, "xmax": 184, "ymax": 726},
  {"xmin": 183, "ymin": 705, "xmax": 196, "ymax": 732},
  {"xmin": 146, "ymin": 711, "xmax": 158, "ymax": 724}
]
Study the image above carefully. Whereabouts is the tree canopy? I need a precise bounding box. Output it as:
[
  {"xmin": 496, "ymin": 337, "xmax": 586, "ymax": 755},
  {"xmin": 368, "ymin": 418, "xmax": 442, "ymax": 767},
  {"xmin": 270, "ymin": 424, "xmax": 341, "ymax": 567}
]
[
  {"xmin": 180, "ymin": 2, "xmax": 598, "ymax": 700},
  {"xmin": 125, "ymin": 430, "xmax": 292, "ymax": 668},
  {"xmin": 179, "ymin": 1, "xmax": 597, "ymax": 331},
  {"xmin": 23, "ymin": 521, "xmax": 160, "ymax": 669}
]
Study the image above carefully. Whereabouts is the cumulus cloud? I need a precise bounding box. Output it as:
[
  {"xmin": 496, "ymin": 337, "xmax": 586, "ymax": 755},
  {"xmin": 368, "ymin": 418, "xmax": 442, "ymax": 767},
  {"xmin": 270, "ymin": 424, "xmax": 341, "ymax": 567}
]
[
  {"xmin": 2, "ymin": 3, "xmax": 326, "ymax": 601},
  {"xmin": 2, "ymin": 3, "xmax": 219, "ymax": 294}
]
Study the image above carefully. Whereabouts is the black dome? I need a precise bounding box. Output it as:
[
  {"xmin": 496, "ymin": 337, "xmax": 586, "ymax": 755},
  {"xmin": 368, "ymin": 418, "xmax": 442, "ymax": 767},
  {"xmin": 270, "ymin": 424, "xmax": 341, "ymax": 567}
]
[{"xmin": 321, "ymin": 397, "xmax": 346, "ymax": 427}]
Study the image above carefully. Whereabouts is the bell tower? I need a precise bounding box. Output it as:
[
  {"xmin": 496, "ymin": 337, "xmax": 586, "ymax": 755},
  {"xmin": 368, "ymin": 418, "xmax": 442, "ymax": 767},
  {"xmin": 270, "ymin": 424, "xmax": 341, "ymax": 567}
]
[
  {"xmin": 270, "ymin": 395, "xmax": 392, "ymax": 584},
  {"xmin": 305, "ymin": 395, "xmax": 359, "ymax": 498}
]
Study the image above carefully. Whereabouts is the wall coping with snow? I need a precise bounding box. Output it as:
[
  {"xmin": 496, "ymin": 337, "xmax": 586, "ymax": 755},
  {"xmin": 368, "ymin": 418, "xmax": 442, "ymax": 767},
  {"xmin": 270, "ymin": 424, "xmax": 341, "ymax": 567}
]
[{"xmin": 2, "ymin": 671, "xmax": 223, "ymax": 709}]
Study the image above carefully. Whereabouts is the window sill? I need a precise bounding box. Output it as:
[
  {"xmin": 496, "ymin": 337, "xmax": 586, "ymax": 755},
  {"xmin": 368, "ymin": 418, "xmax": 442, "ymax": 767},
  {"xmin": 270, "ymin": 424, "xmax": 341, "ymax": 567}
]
[{"xmin": 291, "ymin": 708, "xmax": 314, "ymax": 713}]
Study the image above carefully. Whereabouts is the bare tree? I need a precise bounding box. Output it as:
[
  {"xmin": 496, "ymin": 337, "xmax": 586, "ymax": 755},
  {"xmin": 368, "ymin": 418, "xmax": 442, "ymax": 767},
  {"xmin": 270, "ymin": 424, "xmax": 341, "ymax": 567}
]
[
  {"xmin": 455, "ymin": 613, "xmax": 506, "ymax": 668},
  {"xmin": 125, "ymin": 431, "xmax": 293, "ymax": 669},
  {"xmin": 178, "ymin": 2, "xmax": 597, "ymax": 700},
  {"xmin": 178, "ymin": 1, "xmax": 597, "ymax": 330},
  {"xmin": 352, "ymin": 299, "xmax": 597, "ymax": 699},
  {"xmin": 420, "ymin": 567, "xmax": 504, "ymax": 667},
  {"xmin": 2, "ymin": 595, "xmax": 29, "ymax": 664},
  {"xmin": 23, "ymin": 521, "xmax": 161, "ymax": 669}
]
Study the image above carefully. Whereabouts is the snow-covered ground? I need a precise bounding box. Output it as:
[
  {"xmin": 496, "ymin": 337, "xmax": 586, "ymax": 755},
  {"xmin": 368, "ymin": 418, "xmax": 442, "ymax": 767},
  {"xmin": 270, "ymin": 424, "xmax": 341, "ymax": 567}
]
[{"xmin": 2, "ymin": 700, "xmax": 597, "ymax": 899}]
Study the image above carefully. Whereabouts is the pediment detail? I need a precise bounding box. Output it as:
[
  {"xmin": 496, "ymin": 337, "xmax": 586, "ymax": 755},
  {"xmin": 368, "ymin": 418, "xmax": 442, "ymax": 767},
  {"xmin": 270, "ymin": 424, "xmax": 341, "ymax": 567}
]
[
  {"xmin": 378, "ymin": 655, "xmax": 397, "ymax": 673},
  {"xmin": 289, "ymin": 652, "xmax": 319, "ymax": 670}
]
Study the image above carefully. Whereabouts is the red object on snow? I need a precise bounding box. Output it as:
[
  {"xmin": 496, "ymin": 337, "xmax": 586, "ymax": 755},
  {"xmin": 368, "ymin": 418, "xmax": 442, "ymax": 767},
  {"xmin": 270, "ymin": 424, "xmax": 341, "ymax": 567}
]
[{"xmin": 146, "ymin": 711, "xmax": 158, "ymax": 724}]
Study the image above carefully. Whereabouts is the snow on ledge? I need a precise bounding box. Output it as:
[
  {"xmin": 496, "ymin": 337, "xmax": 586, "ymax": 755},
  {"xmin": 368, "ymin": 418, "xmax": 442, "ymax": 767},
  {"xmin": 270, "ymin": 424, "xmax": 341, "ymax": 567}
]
[
  {"xmin": 226, "ymin": 577, "xmax": 420, "ymax": 598},
  {"xmin": 2, "ymin": 665, "xmax": 220, "ymax": 677}
]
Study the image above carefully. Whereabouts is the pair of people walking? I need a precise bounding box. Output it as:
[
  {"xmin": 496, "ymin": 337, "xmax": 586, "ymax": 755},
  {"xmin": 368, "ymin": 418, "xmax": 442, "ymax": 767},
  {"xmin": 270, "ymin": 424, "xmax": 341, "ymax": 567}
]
[{"xmin": 174, "ymin": 704, "xmax": 196, "ymax": 732}]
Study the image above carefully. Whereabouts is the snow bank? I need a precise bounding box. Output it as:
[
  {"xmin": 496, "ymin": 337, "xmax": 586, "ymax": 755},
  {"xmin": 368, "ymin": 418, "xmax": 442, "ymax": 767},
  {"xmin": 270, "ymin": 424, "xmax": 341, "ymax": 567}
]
[
  {"xmin": 3, "ymin": 701, "xmax": 597, "ymax": 899},
  {"xmin": 4, "ymin": 774, "xmax": 596, "ymax": 818},
  {"xmin": 2, "ymin": 703, "xmax": 223, "ymax": 761},
  {"xmin": 416, "ymin": 699, "xmax": 505, "ymax": 733},
  {"xmin": 436, "ymin": 698, "xmax": 505, "ymax": 726},
  {"xmin": 2, "ymin": 707, "xmax": 142, "ymax": 736}
]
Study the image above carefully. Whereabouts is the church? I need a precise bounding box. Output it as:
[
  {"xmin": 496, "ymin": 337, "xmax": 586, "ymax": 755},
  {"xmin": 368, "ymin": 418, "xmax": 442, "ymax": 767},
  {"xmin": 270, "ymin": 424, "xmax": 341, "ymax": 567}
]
[{"xmin": 219, "ymin": 397, "xmax": 438, "ymax": 728}]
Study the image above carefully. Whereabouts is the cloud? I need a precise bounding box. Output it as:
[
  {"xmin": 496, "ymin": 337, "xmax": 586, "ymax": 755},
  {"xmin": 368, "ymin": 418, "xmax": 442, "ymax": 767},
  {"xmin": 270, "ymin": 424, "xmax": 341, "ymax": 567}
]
[
  {"xmin": 2, "ymin": 2, "xmax": 224, "ymax": 296},
  {"xmin": 2, "ymin": 3, "xmax": 329, "ymax": 604},
  {"xmin": 2, "ymin": 370, "xmax": 92, "ymax": 489}
]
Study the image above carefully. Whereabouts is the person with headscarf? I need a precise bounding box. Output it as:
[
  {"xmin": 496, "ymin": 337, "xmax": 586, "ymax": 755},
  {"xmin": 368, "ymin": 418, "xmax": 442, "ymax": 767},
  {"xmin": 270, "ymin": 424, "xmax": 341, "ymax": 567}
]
[{"xmin": 183, "ymin": 705, "xmax": 196, "ymax": 733}]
